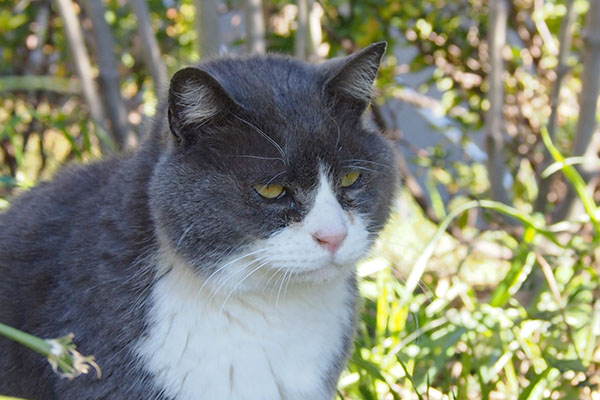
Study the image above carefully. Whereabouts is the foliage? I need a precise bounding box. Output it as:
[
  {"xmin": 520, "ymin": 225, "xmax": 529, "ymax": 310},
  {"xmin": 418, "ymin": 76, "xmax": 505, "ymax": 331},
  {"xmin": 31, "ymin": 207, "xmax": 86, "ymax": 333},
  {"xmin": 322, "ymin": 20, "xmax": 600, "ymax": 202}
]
[
  {"xmin": 1, "ymin": 0, "xmax": 600, "ymax": 399},
  {"xmin": 344, "ymin": 189, "xmax": 599, "ymax": 398}
]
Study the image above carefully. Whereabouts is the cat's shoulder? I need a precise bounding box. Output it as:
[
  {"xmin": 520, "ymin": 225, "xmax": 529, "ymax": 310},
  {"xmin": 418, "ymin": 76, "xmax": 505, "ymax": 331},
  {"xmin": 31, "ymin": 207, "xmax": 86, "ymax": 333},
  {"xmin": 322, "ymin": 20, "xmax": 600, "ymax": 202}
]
[{"xmin": 0, "ymin": 156, "xmax": 130, "ymax": 243}]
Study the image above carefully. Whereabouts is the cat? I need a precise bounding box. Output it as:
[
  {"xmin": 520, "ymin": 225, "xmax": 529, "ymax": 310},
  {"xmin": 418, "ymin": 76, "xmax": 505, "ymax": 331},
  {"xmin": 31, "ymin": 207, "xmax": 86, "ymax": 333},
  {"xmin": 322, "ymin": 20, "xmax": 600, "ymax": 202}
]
[{"xmin": 0, "ymin": 42, "xmax": 397, "ymax": 400}]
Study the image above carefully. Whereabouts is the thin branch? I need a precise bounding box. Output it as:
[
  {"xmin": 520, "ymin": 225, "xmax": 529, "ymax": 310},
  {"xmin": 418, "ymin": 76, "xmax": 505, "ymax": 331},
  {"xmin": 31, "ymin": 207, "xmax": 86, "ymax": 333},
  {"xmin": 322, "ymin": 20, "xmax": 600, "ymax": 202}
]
[
  {"xmin": 554, "ymin": 0, "xmax": 600, "ymax": 220},
  {"xmin": 534, "ymin": 0, "xmax": 576, "ymax": 213},
  {"xmin": 82, "ymin": 0, "xmax": 135, "ymax": 150},
  {"xmin": 54, "ymin": 0, "xmax": 111, "ymax": 154},
  {"xmin": 194, "ymin": 0, "xmax": 220, "ymax": 58},
  {"xmin": 244, "ymin": 0, "xmax": 266, "ymax": 54},
  {"xmin": 25, "ymin": 2, "xmax": 50, "ymax": 75},
  {"xmin": 485, "ymin": 0, "xmax": 510, "ymax": 205},
  {"xmin": 128, "ymin": 0, "xmax": 169, "ymax": 94},
  {"xmin": 295, "ymin": 0, "xmax": 309, "ymax": 59}
]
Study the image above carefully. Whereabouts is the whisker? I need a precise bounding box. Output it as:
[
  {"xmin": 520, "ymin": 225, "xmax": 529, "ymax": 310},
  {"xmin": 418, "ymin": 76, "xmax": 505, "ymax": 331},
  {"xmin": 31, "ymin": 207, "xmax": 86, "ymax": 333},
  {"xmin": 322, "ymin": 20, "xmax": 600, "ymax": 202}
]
[
  {"xmin": 230, "ymin": 155, "xmax": 286, "ymax": 164},
  {"xmin": 282, "ymin": 268, "xmax": 294, "ymax": 301},
  {"xmin": 263, "ymin": 267, "xmax": 284, "ymax": 294},
  {"xmin": 219, "ymin": 261, "xmax": 269, "ymax": 313},
  {"xmin": 343, "ymin": 159, "xmax": 393, "ymax": 169},
  {"xmin": 324, "ymin": 106, "xmax": 341, "ymax": 150},
  {"xmin": 175, "ymin": 223, "xmax": 196, "ymax": 252},
  {"xmin": 195, "ymin": 249, "xmax": 270, "ymax": 302},
  {"xmin": 344, "ymin": 165, "xmax": 378, "ymax": 174},
  {"xmin": 265, "ymin": 170, "xmax": 286, "ymax": 186},
  {"xmin": 206, "ymin": 254, "xmax": 269, "ymax": 301},
  {"xmin": 275, "ymin": 269, "xmax": 292, "ymax": 311},
  {"xmin": 267, "ymin": 268, "xmax": 287, "ymax": 301},
  {"xmin": 233, "ymin": 115, "xmax": 287, "ymax": 164}
]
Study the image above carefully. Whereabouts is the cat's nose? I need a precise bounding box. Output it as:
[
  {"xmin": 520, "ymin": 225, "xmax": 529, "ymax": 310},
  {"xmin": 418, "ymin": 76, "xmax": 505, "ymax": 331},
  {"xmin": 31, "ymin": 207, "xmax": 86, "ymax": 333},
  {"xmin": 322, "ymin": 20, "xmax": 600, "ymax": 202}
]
[{"xmin": 312, "ymin": 230, "xmax": 347, "ymax": 254}]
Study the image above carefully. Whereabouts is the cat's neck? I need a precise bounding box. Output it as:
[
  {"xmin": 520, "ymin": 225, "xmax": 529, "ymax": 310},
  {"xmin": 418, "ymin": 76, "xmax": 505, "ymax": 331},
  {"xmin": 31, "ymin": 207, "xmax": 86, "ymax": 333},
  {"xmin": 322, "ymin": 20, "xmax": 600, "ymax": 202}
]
[{"xmin": 136, "ymin": 244, "xmax": 356, "ymax": 400}]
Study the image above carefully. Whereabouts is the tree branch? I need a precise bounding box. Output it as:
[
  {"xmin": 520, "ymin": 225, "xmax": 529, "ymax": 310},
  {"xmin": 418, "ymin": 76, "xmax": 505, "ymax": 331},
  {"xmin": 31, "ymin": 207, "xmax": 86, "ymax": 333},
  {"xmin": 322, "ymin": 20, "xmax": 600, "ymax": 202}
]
[
  {"xmin": 554, "ymin": 0, "xmax": 600, "ymax": 221},
  {"xmin": 485, "ymin": 0, "xmax": 510, "ymax": 205},
  {"xmin": 54, "ymin": 0, "xmax": 111, "ymax": 154},
  {"xmin": 534, "ymin": 0, "xmax": 576, "ymax": 213},
  {"xmin": 244, "ymin": 0, "xmax": 266, "ymax": 54},
  {"xmin": 128, "ymin": 0, "xmax": 169, "ymax": 95},
  {"xmin": 194, "ymin": 0, "xmax": 220, "ymax": 58},
  {"xmin": 83, "ymin": 0, "xmax": 135, "ymax": 150}
]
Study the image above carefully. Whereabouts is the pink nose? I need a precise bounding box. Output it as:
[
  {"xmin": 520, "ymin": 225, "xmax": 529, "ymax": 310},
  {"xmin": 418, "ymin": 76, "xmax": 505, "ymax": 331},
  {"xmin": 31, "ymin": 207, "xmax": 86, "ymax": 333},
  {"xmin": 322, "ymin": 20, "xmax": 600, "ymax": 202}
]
[{"xmin": 312, "ymin": 231, "xmax": 347, "ymax": 254}]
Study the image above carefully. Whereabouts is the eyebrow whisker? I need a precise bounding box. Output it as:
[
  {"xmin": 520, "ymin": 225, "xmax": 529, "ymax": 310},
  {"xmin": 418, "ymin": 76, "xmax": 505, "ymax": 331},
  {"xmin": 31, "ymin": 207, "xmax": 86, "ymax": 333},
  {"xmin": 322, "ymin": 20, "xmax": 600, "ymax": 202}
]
[
  {"xmin": 264, "ymin": 170, "xmax": 287, "ymax": 186},
  {"xmin": 230, "ymin": 155, "xmax": 286, "ymax": 163},
  {"xmin": 233, "ymin": 115, "xmax": 288, "ymax": 165},
  {"xmin": 343, "ymin": 159, "xmax": 393, "ymax": 169}
]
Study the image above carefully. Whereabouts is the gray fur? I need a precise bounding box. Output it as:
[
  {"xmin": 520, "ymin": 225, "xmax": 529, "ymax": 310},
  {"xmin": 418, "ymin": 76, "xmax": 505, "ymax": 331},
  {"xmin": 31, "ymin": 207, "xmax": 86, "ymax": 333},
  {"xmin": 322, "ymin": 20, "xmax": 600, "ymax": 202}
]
[{"xmin": 0, "ymin": 43, "xmax": 396, "ymax": 399}]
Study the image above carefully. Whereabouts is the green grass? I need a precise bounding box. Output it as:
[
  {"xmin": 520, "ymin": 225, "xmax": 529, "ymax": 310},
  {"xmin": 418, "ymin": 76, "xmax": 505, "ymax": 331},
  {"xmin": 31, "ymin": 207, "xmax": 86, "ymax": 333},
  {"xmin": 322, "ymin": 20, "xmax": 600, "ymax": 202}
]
[{"xmin": 339, "ymin": 131, "xmax": 600, "ymax": 399}]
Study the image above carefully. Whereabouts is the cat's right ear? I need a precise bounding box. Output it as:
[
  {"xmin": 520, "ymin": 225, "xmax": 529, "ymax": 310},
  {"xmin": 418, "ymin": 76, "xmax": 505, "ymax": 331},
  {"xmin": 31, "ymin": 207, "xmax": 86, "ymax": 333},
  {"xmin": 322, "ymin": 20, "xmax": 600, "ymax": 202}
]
[
  {"xmin": 321, "ymin": 42, "xmax": 387, "ymax": 114},
  {"xmin": 168, "ymin": 67, "xmax": 239, "ymax": 140}
]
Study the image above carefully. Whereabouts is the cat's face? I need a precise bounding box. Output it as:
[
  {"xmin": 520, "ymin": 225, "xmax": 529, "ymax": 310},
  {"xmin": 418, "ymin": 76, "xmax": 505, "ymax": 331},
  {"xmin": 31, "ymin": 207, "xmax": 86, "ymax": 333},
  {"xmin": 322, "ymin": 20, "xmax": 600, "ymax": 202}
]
[{"xmin": 149, "ymin": 43, "xmax": 397, "ymax": 293}]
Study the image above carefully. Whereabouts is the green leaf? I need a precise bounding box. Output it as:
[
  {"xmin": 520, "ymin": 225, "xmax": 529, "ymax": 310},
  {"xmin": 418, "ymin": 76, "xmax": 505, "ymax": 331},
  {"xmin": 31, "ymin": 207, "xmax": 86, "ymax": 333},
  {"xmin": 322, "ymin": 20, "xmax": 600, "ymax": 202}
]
[
  {"xmin": 543, "ymin": 356, "xmax": 587, "ymax": 373},
  {"xmin": 0, "ymin": 76, "xmax": 81, "ymax": 94},
  {"xmin": 518, "ymin": 367, "xmax": 560, "ymax": 400},
  {"xmin": 489, "ymin": 249, "xmax": 536, "ymax": 307},
  {"xmin": 540, "ymin": 127, "xmax": 599, "ymax": 231}
]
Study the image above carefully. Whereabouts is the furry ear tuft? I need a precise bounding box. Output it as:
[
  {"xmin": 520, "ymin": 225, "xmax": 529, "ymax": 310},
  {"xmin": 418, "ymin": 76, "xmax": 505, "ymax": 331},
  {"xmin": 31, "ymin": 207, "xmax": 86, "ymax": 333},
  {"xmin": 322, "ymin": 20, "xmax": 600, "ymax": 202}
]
[
  {"xmin": 323, "ymin": 42, "xmax": 387, "ymax": 111},
  {"xmin": 168, "ymin": 67, "xmax": 238, "ymax": 139}
]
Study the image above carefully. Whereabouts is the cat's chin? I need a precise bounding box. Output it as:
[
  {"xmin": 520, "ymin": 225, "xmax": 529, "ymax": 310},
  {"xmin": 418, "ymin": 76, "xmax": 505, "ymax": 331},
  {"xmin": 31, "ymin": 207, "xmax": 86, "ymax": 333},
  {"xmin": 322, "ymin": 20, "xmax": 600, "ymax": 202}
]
[{"xmin": 283, "ymin": 261, "xmax": 356, "ymax": 284}]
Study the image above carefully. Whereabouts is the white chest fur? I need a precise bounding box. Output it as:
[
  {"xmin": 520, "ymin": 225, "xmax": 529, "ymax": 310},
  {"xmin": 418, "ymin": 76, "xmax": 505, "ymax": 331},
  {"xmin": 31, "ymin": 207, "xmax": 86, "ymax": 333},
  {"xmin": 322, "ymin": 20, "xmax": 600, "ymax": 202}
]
[{"xmin": 136, "ymin": 258, "xmax": 355, "ymax": 400}]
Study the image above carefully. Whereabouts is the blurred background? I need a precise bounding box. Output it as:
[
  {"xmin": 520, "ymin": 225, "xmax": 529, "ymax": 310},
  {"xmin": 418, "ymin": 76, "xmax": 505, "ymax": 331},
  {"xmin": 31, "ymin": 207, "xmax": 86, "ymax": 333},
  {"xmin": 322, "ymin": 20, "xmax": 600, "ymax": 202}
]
[{"xmin": 1, "ymin": 0, "xmax": 600, "ymax": 398}]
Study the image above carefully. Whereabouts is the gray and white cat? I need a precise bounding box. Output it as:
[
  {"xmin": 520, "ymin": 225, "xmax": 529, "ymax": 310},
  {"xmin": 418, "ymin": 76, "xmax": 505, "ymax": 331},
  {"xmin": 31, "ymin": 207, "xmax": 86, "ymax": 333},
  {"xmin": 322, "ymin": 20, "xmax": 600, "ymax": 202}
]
[{"xmin": 0, "ymin": 42, "xmax": 397, "ymax": 399}]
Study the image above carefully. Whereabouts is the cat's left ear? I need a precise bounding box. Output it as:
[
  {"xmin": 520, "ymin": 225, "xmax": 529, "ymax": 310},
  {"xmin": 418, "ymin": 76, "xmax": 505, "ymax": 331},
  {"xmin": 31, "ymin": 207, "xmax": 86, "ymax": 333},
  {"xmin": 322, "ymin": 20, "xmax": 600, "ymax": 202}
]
[
  {"xmin": 322, "ymin": 42, "xmax": 387, "ymax": 113},
  {"xmin": 168, "ymin": 67, "xmax": 240, "ymax": 140}
]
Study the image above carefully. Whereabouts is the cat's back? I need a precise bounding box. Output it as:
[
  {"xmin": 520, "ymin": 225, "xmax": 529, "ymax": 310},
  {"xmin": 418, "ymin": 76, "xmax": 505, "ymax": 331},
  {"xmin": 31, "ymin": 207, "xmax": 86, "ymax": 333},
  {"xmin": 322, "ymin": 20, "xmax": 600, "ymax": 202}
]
[
  {"xmin": 0, "ymin": 160, "xmax": 113, "ymax": 394},
  {"xmin": 0, "ymin": 157, "xmax": 140, "ymax": 333},
  {"xmin": 0, "ymin": 154, "xmax": 160, "ymax": 399},
  {"xmin": 0, "ymin": 159, "xmax": 121, "ymax": 270}
]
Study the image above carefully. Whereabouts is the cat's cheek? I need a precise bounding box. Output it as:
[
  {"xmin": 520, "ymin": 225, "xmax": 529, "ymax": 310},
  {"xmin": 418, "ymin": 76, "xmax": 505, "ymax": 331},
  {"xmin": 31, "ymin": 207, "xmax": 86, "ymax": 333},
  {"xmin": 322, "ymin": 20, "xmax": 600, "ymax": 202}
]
[
  {"xmin": 257, "ymin": 211, "xmax": 371, "ymax": 281},
  {"xmin": 333, "ymin": 212, "xmax": 372, "ymax": 265}
]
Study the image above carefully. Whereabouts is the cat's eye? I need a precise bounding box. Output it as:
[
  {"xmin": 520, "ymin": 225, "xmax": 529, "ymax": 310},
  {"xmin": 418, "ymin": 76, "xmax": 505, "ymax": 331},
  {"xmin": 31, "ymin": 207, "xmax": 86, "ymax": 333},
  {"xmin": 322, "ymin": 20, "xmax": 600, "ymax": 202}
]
[
  {"xmin": 341, "ymin": 171, "xmax": 361, "ymax": 188},
  {"xmin": 254, "ymin": 184, "xmax": 286, "ymax": 199}
]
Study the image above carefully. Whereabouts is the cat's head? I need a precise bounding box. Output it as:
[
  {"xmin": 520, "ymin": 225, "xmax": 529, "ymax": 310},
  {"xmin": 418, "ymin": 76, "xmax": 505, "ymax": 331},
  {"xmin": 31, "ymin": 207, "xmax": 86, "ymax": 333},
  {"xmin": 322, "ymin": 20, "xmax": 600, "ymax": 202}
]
[{"xmin": 149, "ymin": 43, "xmax": 398, "ymax": 292}]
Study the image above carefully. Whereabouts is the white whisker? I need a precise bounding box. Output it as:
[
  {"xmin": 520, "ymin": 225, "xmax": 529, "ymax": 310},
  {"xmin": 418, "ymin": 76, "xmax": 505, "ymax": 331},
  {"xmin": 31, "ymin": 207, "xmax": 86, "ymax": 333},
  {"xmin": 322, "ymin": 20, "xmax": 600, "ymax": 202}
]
[
  {"xmin": 275, "ymin": 268, "xmax": 292, "ymax": 311},
  {"xmin": 343, "ymin": 158, "xmax": 393, "ymax": 169},
  {"xmin": 233, "ymin": 115, "xmax": 287, "ymax": 164},
  {"xmin": 262, "ymin": 267, "xmax": 284, "ymax": 295},
  {"xmin": 265, "ymin": 170, "xmax": 286, "ymax": 186},
  {"xmin": 345, "ymin": 165, "xmax": 377, "ymax": 174},
  {"xmin": 195, "ymin": 249, "xmax": 270, "ymax": 302},
  {"xmin": 205, "ymin": 255, "xmax": 269, "ymax": 305},
  {"xmin": 324, "ymin": 106, "xmax": 341, "ymax": 150},
  {"xmin": 230, "ymin": 154, "xmax": 286, "ymax": 164},
  {"xmin": 175, "ymin": 223, "xmax": 196, "ymax": 252},
  {"xmin": 219, "ymin": 261, "xmax": 269, "ymax": 313},
  {"xmin": 282, "ymin": 268, "xmax": 294, "ymax": 301}
]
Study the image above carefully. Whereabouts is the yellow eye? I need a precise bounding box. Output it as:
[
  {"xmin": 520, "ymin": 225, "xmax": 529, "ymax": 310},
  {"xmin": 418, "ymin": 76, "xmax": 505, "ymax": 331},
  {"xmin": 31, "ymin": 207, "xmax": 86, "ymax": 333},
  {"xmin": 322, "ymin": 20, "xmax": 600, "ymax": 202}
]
[
  {"xmin": 254, "ymin": 184, "xmax": 286, "ymax": 199},
  {"xmin": 341, "ymin": 171, "xmax": 361, "ymax": 188}
]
